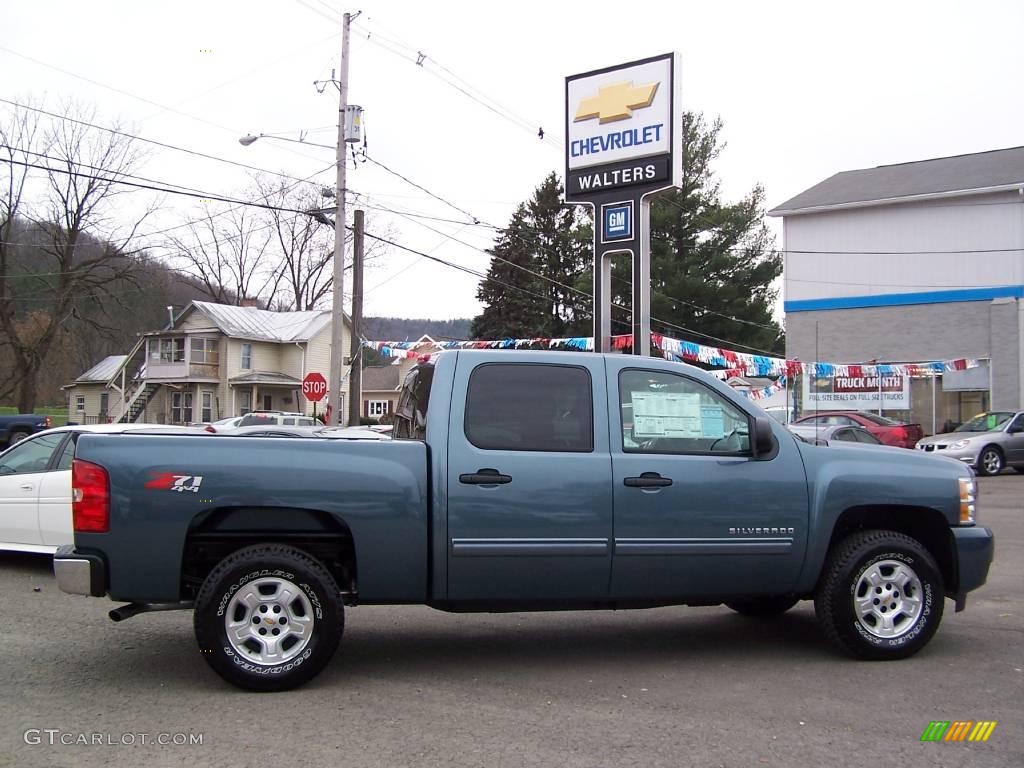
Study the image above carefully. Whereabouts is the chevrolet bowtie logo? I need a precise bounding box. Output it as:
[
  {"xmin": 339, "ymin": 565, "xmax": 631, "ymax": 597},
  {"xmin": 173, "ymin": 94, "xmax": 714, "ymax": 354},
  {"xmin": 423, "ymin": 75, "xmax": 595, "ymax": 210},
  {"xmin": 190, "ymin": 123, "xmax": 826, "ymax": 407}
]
[{"xmin": 575, "ymin": 81, "xmax": 659, "ymax": 124}]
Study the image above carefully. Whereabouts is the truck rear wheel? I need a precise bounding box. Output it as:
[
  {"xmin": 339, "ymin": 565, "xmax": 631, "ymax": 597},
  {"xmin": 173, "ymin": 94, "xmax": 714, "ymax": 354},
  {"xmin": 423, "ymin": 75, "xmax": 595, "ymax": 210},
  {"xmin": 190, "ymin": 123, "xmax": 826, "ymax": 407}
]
[
  {"xmin": 725, "ymin": 597, "xmax": 799, "ymax": 616},
  {"xmin": 815, "ymin": 530, "xmax": 943, "ymax": 660},
  {"xmin": 194, "ymin": 544, "xmax": 343, "ymax": 691}
]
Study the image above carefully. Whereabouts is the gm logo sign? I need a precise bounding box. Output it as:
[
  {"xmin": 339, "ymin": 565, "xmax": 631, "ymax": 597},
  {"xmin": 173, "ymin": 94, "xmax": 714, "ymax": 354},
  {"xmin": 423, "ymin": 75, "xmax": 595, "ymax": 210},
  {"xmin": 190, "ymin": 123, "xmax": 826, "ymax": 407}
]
[{"xmin": 601, "ymin": 201, "xmax": 633, "ymax": 243}]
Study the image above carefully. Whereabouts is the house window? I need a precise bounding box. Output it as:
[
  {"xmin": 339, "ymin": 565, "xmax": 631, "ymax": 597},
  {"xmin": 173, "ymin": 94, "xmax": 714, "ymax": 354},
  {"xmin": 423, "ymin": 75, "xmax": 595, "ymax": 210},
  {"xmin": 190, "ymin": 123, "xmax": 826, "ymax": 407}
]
[
  {"xmin": 239, "ymin": 391, "xmax": 252, "ymax": 416},
  {"xmin": 367, "ymin": 400, "xmax": 389, "ymax": 418},
  {"xmin": 201, "ymin": 391, "xmax": 213, "ymax": 423},
  {"xmin": 75, "ymin": 395, "xmax": 85, "ymax": 412},
  {"xmin": 240, "ymin": 343, "xmax": 252, "ymax": 370},
  {"xmin": 171, "ymin": 392, "xmax": 193, "ymax": 424},
  {"xmin": 160, "ymin": 338, "xmax": 185, "ymax": 363},
  {"xmin": 191, "ymin": 337, "xmax": 219, "ymax": 364},
  {"xmin": 99, "ymin": 393, "xmax": 109, "ymax": 417}
]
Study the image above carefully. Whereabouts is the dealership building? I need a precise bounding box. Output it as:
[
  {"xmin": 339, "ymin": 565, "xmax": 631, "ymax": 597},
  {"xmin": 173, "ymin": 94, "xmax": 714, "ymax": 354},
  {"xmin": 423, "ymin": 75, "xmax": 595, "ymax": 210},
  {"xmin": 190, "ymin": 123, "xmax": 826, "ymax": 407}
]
[{"xmin": 769, "ymin": 146, "xmax": 1024, "ymax": 431}]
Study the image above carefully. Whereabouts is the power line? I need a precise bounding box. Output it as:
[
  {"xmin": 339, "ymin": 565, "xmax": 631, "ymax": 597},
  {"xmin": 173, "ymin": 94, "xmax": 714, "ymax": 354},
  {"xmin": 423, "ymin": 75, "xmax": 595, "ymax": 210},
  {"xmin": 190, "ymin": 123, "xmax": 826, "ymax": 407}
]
[
  {"xmin": 0, "ymin": 98, "xmax": 335, "ymax": 187},
  {"xmin": 351, "ymin": 18, "xmax": 563, "ymax": 150},
  {"xmin": 0, "ymin": 48, "xmax": 329, "ymax": 166}
]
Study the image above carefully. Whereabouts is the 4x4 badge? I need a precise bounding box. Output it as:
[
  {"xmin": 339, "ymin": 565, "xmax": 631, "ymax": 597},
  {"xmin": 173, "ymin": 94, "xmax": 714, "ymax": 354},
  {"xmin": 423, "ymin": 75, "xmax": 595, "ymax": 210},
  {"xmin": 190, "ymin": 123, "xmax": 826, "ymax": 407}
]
[{"xmin": 145, "ymin": 472, "xmax": 204, "ymax": 494}]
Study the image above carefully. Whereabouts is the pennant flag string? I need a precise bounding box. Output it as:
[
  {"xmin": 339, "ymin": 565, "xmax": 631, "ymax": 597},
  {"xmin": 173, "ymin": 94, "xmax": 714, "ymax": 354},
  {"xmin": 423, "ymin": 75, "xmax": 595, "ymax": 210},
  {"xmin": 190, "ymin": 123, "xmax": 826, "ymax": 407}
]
[{"xmin": 364, "ymin": 335, "xmax": 984, "ymax": 379}]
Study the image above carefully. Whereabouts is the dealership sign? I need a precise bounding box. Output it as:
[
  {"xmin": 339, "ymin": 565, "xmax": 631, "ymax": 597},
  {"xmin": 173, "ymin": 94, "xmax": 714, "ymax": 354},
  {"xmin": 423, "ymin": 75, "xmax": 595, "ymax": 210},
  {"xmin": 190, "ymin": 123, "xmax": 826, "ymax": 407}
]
[
  {"xmin": 565, "ymin": 53, "xmax": 681, "ymax": 354},
  {"xmin": 803, "ymin": 373, "xmax": 911, "ymax": 411},
  {"xmin": 566, "ymin": 53, "xmax": 681, "ymax": 200}
]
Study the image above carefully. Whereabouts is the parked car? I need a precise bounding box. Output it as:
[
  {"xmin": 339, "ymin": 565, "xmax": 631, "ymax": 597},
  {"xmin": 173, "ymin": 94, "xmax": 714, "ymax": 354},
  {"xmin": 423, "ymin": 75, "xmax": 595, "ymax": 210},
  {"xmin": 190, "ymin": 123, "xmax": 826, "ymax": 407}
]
[
  {"xmin": 55, "ymin": 350, "xmax": 992, "ymax": 692},
  {"xmin": 220, "ymin": 425, "xmax": 391, "ymax": 440},
  {"xmin": 232, "ymin": 411, "xmax": 317, "ymax": 429},
  {"xmin": 916, "ymin": 411, "xmax": 1024, "ymax": 476},
  {"xmin": 788, "ymin": 424, "xmax": 885, "ymax": 447},
  {"xmin": 191, "ymin": 416, "xmax": 245, "ymax": 430},
  {"xmin": 791, "ymin": 411, "xmax": 923, "ymax": 448},
  {"xmin": 0, "ymin": 424, "xmax": 201, "ymax": 553},
  {"xmin": 0, "ymin": 413, "xmax": 52, "ymax": 448}
]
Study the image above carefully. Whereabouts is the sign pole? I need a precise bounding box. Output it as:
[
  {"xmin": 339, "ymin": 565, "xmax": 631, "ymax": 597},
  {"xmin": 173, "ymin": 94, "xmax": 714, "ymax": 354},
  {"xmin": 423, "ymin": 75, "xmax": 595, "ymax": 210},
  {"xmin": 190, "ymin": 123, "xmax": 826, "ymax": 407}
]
[{"xmin": 564, "ymin": 53, "xmax": 681, "ymax": 357}]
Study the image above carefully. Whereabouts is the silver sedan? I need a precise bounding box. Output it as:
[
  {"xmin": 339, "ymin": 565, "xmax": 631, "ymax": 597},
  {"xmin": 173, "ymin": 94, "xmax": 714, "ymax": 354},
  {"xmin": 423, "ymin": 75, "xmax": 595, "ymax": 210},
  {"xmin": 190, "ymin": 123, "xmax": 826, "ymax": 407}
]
[{"xmin": 915, "ymin": 411, "xmax": 1024, "ymax": 476}]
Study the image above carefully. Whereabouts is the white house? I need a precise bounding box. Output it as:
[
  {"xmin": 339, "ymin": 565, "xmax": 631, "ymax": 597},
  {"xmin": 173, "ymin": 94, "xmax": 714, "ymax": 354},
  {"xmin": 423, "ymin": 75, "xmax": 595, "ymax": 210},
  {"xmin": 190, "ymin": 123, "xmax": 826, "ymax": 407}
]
[{"xmin": 65, "ymin": 301, "xmax": 354, "ymax": 425}]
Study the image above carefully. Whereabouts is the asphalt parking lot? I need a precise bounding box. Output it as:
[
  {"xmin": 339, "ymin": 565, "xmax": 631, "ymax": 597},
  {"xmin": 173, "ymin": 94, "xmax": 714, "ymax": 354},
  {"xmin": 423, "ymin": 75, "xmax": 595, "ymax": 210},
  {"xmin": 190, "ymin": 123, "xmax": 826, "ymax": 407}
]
[{"xmin": 2, "ymin": 476, "xmax": 1021, "ymax": 768}]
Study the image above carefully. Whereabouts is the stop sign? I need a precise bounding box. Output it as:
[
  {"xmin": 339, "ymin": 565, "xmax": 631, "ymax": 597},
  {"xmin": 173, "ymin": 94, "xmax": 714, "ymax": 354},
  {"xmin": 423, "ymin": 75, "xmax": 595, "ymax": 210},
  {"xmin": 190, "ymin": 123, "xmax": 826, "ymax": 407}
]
[{"xmin": 302, "ymin": 372, "xmax": 328, "ymax": 402}]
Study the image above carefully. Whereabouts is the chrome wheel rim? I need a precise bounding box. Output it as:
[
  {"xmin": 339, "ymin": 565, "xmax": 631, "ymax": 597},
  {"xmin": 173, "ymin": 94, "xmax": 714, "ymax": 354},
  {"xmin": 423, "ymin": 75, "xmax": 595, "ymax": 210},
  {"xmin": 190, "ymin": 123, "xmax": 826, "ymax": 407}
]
[
  {"xmin": 224, "ymin": 577, "xmax": 315, "ymax": 665},
  {"xmin": 982, "ymin": 450, "xmax": 1001, "ymax": 474},
  {"xmin": 853, "ymin": 559, "xmax": 924, "ymax": 639}
]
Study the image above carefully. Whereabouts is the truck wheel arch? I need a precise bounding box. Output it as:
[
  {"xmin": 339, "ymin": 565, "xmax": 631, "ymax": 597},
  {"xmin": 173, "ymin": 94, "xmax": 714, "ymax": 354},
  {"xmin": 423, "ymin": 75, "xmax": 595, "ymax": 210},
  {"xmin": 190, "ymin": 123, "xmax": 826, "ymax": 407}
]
[
  {"xmin": 819, "ymin": 505, "xmax": 957, "ymax": 596},
  {"xmin": 181, "ymin": 507, "xmax": 358, "ymax": 602}
]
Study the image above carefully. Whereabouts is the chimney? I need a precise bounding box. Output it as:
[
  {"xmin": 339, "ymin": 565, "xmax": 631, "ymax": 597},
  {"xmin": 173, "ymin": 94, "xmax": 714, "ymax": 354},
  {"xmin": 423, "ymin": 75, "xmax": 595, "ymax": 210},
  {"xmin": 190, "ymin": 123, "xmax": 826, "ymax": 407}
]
[{"xmin": 240, "ymin": 297, "xmax": 259, "ymax": 308}]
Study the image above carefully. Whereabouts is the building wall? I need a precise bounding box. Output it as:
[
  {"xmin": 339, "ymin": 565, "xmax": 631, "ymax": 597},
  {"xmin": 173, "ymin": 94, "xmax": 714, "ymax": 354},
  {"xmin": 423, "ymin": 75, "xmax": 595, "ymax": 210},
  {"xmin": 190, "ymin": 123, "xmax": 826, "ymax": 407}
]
[
  {"xmin": 786, "ymin": 299, "xmax": 1021, "ymax": 410},
  {"xmin": 783, "ymin": 191, "xmax": 1024, "ymax": 308},
  {"xmin": 66, "ymin": 384, "xmax": 125, "ymax": 423}
]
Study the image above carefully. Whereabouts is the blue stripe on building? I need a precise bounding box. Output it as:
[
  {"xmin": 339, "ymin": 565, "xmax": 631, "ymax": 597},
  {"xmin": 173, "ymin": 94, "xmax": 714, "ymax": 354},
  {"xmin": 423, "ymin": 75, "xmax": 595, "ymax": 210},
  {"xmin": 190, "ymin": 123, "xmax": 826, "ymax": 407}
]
[{"xmin": 784, "ymin": 285, "xmax": 1024, "ymax": 313}]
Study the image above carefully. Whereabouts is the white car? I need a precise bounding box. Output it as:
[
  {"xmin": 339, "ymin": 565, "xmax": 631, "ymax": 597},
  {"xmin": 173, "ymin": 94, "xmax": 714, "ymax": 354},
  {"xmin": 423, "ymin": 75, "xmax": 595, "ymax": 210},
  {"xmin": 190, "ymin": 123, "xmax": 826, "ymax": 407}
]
[{"xmin": 0, "ymin": 423, "xmax": 198, "ymax": 554}]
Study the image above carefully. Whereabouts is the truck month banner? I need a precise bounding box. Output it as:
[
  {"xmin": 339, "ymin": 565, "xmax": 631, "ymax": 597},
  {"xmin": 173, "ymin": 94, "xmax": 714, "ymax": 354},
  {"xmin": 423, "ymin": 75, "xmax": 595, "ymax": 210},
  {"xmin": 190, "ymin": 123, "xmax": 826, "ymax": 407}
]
[{"xmin": 803, "ymin": 372, "xmax": 911, "ymax": 411}]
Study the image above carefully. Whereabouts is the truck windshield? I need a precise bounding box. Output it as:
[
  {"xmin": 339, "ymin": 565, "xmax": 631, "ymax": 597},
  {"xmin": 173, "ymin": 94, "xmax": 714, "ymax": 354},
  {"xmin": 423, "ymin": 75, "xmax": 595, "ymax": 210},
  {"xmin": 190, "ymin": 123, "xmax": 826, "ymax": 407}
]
[{"xmin": 393, "ymin": 363, "xmax": 434, "ymax": 441}]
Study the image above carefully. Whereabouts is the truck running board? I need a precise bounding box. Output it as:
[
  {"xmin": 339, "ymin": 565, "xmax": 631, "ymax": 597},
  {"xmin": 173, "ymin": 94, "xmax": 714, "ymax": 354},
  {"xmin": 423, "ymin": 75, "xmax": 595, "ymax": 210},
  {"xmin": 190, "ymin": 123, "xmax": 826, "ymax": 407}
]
[{"xmin": 109, "ymin": 602, "xmax": 194, "ymax": 622}]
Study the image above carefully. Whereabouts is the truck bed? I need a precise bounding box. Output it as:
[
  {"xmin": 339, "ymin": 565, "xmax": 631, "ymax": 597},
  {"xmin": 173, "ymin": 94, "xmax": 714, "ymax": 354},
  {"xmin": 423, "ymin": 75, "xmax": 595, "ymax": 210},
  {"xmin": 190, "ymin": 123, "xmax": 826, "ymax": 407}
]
[{"xmin": 73, "ymin": 433, "xmax": 430, "ymax": 603}]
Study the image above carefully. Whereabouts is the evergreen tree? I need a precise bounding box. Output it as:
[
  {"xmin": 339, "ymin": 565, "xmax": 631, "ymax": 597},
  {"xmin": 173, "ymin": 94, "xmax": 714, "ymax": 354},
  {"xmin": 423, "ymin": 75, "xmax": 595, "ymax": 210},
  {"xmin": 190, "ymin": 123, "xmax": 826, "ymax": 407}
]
[
  {"xmin": 470, "ymin": 204, "xmax": 547, "ymax": 339},
  {"xmin": 611, "ymin": 112, "xmax": 784, "ymax": 354},
  {"xmin": 472, "ymin": 174, "xmax": 589, "ymax": 339}
]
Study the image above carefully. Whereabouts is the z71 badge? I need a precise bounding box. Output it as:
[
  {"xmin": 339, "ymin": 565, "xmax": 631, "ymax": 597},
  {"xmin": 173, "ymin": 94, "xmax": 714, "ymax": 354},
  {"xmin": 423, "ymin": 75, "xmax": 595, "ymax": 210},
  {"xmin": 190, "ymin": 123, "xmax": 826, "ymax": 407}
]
[{"xmin": 145, "ymin": 472, "xmax": 204, "ymax": 493}]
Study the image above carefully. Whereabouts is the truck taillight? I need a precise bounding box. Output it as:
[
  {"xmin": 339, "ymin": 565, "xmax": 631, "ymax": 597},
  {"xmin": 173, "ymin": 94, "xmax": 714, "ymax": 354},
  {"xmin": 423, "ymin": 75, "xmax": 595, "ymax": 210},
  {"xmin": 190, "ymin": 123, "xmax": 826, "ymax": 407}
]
[{"xmin": 72, "ymin": 459, "xmax": 110, "ymax": 533}]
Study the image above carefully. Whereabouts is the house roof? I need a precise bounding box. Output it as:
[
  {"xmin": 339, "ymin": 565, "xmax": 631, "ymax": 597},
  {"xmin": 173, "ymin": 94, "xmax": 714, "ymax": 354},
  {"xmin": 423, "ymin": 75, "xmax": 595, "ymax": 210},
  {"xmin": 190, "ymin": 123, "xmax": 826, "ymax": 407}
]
[
  {"xmin": 361, "ymin": 365, "xmax": 401, "ymax": 391},
  {"xmin": 75, "ymin": 355, "xmax": 129, "ymax": 383},
  {"xmin": 769, "ymin": 146, "xmax": 1024, "ymax": 216},
  {"xmin": 177, "ymin": 301, "xmax": 338, "ymax": 342}
]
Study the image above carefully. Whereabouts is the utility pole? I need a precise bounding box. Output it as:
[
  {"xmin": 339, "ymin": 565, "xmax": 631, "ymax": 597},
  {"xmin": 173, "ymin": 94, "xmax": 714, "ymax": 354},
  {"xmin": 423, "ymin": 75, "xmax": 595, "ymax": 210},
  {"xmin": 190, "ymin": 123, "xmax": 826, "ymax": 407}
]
[
  {"xmin": 327, "ymin": 11, "xmax": 354, "ymax": 425},
  {"xmin": 348, "ymin": 209, "xmax": 364, "ymax": 427}
]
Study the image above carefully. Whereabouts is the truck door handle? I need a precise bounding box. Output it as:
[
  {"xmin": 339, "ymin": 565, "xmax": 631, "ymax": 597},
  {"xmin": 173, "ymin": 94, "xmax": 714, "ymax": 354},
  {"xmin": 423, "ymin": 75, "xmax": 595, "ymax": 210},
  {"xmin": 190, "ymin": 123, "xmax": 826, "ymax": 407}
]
[
  {"xmin": 460, "ymin": 468, "xmax": 512, "ymax": 485},
  {"xmin": 624, "ymin": 472, "xmax": 673, "ymax": 488},
  {"xmin": 20, "ymin": 483, "xmax": 35, "ymax": 491}
]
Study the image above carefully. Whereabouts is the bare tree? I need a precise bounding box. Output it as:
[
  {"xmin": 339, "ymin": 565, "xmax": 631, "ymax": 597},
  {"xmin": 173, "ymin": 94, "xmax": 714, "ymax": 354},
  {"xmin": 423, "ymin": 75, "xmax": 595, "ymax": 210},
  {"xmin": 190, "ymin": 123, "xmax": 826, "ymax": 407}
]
[
  {"xmin": 255, "ymin": 177, "xmax": 336, "ymax": 311},
  {"xmin": 0, "ymin": 100, "xmax": 151, "ymax": 411},
  {"xmin": 254, "ymin": 174, "xmax": 392, "ymax": 312}
]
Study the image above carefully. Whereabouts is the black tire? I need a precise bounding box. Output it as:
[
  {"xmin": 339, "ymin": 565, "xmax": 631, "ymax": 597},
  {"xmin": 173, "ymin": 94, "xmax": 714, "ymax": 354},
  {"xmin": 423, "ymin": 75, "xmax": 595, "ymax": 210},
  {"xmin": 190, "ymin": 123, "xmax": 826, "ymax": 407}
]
[
  {"xmin": 976, "ymin": 445, "xmax": 1004, "ymax": 476},
  {"xmin": 815, "ymin": 530, "xmax": 943, "ymax": 660},
  {"xmin": 194, "ymin": 544, "xmax": 343, "ymax": 691},
  {"xmin": 9, "ymin": 430, "xmax": 30, "ymax": 445},
  {"xmin": 725, "ymin": 597, "xmax": 799, "ymax": 616}
]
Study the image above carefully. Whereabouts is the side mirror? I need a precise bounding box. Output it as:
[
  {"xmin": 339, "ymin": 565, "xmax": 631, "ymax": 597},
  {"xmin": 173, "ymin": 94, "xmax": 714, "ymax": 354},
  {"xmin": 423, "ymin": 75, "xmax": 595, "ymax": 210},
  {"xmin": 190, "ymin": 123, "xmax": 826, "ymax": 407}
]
[{"xmin": 753, "ymin": 416, "xmax": 775, "ymax": 457}]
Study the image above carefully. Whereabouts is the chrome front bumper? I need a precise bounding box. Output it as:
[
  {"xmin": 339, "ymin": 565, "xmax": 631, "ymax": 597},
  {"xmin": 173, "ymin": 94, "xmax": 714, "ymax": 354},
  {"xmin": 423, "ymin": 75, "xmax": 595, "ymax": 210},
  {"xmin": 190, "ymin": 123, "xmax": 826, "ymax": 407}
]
[{"xmin": 53, "ymin": 545, "xmax": 107, "ymax": 597}]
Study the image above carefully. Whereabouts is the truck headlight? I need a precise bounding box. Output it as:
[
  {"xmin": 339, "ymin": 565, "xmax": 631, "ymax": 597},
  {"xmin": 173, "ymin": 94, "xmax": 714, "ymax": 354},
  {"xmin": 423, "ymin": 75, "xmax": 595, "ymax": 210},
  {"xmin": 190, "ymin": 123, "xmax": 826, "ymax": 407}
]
[
  {"xmin": 959, "ymin": 477, "xmax": 977, "ymax": 525},
  {"xmin": 950, "ymin": 439, "xmax": 970, "ymax": 450}
]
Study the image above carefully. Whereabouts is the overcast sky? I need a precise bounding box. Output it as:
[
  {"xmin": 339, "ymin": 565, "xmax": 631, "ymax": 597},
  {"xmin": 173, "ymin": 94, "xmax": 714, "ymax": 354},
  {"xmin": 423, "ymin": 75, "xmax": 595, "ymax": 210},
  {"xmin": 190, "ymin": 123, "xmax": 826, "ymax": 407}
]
[{"xmin": 3, "ymin": 0, "xmax": 1023, "ymax": 328}]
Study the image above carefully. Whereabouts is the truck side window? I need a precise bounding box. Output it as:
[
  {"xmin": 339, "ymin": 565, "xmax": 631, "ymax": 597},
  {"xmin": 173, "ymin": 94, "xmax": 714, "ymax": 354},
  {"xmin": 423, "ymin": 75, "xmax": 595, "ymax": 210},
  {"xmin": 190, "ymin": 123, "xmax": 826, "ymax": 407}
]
[
  {"xmin": 465, "ymin": 363, "xmax": 593, "ymax": 453},
  {"xmin": 620, "ymin": 369, "xmax": 751, "ymax": 455}
]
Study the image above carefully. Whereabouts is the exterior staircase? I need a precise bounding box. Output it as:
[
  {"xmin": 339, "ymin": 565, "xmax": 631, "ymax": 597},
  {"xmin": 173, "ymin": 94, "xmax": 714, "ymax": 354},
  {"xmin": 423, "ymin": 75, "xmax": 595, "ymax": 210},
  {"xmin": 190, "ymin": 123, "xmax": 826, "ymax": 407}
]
[{"xmin": 119, "ymin": 381, "xmax": 161, "ymax": 423}]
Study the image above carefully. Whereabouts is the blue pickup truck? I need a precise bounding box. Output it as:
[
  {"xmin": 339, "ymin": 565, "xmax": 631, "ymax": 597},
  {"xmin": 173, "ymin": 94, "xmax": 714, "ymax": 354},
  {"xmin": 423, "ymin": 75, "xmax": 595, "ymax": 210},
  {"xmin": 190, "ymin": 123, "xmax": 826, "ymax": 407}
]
[
  {"xmin": 0, "ymin": 413, "xmax": 52, "ymax": 448},
  {"xmin": 54, "ymin": 350, "xmax": 994, "ymax": 691}
]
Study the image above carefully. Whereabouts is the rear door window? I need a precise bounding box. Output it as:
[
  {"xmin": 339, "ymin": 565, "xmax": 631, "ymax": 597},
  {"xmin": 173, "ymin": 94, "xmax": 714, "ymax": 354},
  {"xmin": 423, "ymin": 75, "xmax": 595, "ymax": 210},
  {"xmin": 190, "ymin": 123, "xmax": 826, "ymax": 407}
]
[{"xmin": 464, "ymin": 363, "xmax": 593, "ymax": 452}]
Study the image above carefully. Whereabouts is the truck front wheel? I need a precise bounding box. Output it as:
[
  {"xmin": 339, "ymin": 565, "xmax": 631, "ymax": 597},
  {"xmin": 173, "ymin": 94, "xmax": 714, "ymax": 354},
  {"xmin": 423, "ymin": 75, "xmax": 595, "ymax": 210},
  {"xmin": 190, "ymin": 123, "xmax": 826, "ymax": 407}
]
[
  {"xmin": 815, "ymin": 530, "xmax": 943, "ymax": 660},
  {"xmin": 194, "ymin": 544, "xmax": 343, "ymax": 691}
]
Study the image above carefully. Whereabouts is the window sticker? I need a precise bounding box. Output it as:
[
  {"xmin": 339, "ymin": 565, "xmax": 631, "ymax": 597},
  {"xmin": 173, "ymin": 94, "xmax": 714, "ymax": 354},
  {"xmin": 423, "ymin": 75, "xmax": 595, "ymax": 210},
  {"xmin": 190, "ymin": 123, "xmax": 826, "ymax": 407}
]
[{"xmin": 631, "ymin": 392, "xmax": 702, "ymax": 438}]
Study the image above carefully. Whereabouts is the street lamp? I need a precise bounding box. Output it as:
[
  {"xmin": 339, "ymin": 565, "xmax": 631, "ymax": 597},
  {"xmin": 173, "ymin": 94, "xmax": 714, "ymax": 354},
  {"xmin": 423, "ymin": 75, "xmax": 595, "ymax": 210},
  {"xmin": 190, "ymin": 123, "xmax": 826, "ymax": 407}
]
[
  {"xmin": 237, "ymin": 11, "xmax": 358, "ymax": 425},
  {"xmin": 237, "ymin": 133, "xmax": 335, "ymax": 150}
]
